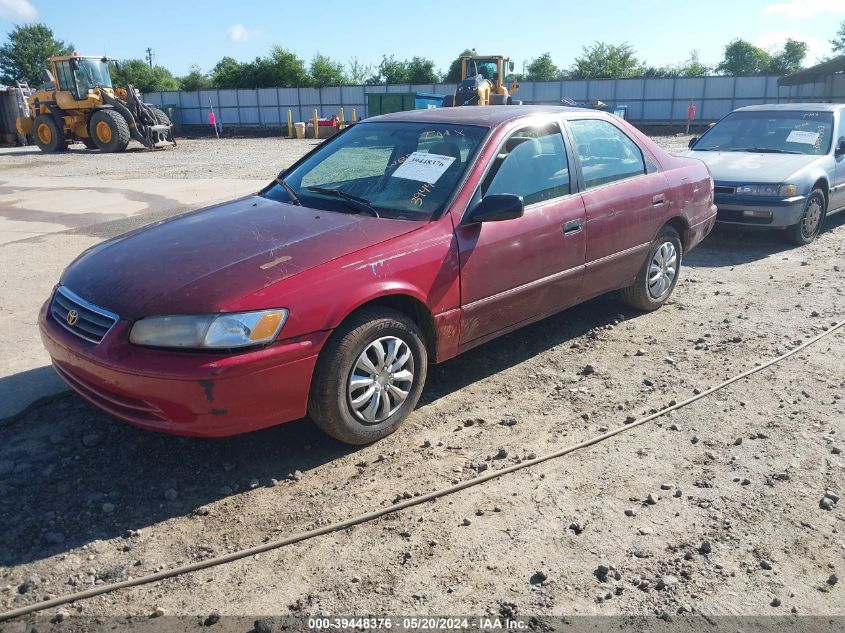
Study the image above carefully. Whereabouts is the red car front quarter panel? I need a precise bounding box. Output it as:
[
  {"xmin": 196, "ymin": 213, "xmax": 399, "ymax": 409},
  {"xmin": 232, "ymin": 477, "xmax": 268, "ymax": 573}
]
[{"xmin": 39, "ymin": 299, "xmax": 327, "ymax": 437}]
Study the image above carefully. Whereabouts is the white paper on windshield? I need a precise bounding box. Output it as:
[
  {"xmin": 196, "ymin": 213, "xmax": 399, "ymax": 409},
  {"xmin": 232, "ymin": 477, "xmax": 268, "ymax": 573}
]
[
  {"xmin": 786, "ymin": 130, "xmax": 820, "ymax": 145},
  {"xmin": 391, "ymin": 152, "xmax": 456, "ymax": 184}
]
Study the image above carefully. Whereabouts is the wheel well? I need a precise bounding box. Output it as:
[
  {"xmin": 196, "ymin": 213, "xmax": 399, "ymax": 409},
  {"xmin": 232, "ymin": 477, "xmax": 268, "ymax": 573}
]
[
  {"xmin": 346, "ymin": 295, "xmax": 438, "ymax": 360},
  {"xmin": 664, "ymin": 216, "xmax": 690, "ymax": 248},
  {"xmin": 811, "ymin": 179, "xmax": 829, "ymax": 207}
]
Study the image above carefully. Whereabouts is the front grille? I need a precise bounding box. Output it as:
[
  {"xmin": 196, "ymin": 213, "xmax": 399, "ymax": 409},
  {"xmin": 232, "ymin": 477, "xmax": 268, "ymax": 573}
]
[
  {"xmin": 714, "ymin": 185, "xmax": 736, "ymax": 195},
  {"xmin": 51, "ymin": 286, "xmax": 119, "ymax": 344},
  {"xmin": 716, "ymin": 209, "xmax": 773, "ymax": 225}
]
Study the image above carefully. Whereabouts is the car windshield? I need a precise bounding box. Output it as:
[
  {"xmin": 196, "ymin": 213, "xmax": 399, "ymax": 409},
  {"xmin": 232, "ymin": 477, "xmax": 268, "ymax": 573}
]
[
  {"xmin": 694, "ymin": 110, "xmax": 834, "ymax": 155},
  {"xmin": 263, "ymin": 121, "xmax": 488, "ymax": 220},
  {"xmin": 466, "ymin": 59, "xmax": 498, "ymax": 81},
  {"xmin": 75, "ymin": 59, "xmax": 113, "ymax": 90}
]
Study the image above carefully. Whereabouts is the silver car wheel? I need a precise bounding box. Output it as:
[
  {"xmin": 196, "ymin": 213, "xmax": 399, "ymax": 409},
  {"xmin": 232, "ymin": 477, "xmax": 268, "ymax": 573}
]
[
  {"xmin": 348, "ymin": 336, "xmax": 414, "ymax": 425},
  {"xmin": 647, "ymin": 241, "xmax": 678, "ymax": 300},
  {"xmin": 801, "ymin": 197, "xmax": 823, "ymax": 239}
]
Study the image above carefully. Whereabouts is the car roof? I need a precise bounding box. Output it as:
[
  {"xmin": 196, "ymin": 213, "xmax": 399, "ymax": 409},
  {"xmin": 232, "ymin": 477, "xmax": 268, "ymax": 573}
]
[
  {"xmin": 734, "ymin": 103, "xmax": 845, "ymax": 113},
  {"xmin": 363, "ymin": 105, "xmax": 610, "ymax": 127}
]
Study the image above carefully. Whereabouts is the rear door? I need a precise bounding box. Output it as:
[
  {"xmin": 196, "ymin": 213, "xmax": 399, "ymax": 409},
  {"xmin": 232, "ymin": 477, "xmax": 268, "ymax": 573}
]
[
  {"xmin": 565, "ymin": 118, "xmax": 669, "ymax": 296},
  {"xmin": 834, "ymin": 110, "xmax": 845, "ymax": 211},
  {"xmin": 455, "ymin": 121, "xmax": 586, "ymax": 345}
]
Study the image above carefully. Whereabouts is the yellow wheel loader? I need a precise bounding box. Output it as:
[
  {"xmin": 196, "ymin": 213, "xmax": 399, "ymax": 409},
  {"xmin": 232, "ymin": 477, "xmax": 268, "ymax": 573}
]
[
  {"xmin": 15, "ymin": 53, "xmax": 175, "ymax": 153},
  {"xmin": 443, "ymin": 54, "xmax": 521, "ymax": 107}
]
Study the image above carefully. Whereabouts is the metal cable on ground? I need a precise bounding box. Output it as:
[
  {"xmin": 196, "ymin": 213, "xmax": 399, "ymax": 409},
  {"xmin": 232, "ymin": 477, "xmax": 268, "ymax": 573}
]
[{"xmin": 2, "ymin": 319, "xmax": 842, "ymax": 622}]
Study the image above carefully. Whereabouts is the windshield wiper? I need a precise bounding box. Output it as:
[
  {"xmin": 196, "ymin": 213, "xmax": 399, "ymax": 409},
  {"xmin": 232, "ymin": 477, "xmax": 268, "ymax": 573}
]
[
  {"xmin": 731, "ymin": 147, "xmax": 802, "ymax": 155},
  {"xmin": 275, "ymin": 177, "xmax": 301, "ymax": 205},
  {"xmin": 305, "ymin": 186, "xmax": 380, "ymax": 218}
]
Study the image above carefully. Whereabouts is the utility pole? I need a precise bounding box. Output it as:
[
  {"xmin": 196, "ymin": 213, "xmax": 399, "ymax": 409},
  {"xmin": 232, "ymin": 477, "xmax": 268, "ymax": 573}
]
[{"xmin": 145, "ymin": 48, "xmax": 154, "ymax": 68}]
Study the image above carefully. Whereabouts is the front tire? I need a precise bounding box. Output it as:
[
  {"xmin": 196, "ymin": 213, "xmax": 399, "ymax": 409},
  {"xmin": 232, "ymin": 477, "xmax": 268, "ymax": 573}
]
[
  {"xmin": 89, "ymin": 109, "xmax": 130, "ymax": 153},
  {"xmin": 308, "ymin": 308, "xmax": 428, "ymax": 445},
  {"xmin": 33, "ymin": 115, "xmax": 66, "ymax": 153},
  {"xmin": 620, "ymin": 226, "xmax": 682, "ymax": 311},
  {"xmin": 786, "ymin": 188, "xmax": 825, "ymax": 245}
]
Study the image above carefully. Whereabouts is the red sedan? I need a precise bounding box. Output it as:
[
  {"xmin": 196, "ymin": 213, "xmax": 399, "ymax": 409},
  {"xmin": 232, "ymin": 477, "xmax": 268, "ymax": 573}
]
[{"xmin": 40, "ymin": 106, "xmax": 716, "ymax": 444}]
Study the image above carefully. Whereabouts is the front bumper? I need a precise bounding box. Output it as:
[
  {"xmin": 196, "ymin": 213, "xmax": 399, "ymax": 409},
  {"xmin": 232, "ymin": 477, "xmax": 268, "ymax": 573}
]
[
  {"xmin": 39, "ymin": 299, "xmax": 328, "ymax": 437},
  {"xmin": 713, "ymin": 191, "xmax": 806, "ymax": 228}
]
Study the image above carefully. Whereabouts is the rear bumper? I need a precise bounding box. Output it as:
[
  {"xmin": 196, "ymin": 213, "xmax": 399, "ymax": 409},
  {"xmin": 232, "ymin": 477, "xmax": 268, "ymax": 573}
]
[
  {"xmin": 39, "ymin": 300, "xmax": 327, "ymax": 437},
  {"xmin": 714, "ymin": 194, "xmax": 806, "ymax": 228}
]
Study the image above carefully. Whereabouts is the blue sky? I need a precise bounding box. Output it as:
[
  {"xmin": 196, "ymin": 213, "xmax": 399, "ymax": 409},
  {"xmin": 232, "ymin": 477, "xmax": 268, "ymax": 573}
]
[{"xmin": 1, "ymin": 0, "xmax": 843, "ymax": 76}]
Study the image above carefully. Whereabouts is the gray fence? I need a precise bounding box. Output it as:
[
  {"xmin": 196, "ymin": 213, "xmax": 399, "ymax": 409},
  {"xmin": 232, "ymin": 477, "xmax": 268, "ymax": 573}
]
[{"xmin": 143, "ymin": 75, "xmax": 836, "ymax": 127}]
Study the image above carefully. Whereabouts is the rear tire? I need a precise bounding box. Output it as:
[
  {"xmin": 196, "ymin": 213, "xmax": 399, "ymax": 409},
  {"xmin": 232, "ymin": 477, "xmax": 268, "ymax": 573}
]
[
  {"xmin": 308, "ymin": 307, "xmax": 428, "ymax": 445},
  {"xmin": 89, "ymin": 109, "xmax": 130, "ymax": 153},
  {"xmin": 33, "ymin": 115, "xmax": 65, "ymax": 153},
  {"xmin": 81, "ymin": 137, "xmax": 97, "ymax": 149},
  {"xmin": 620, "ymin": 226, "xmax": 682, "ymax": 311},
  {"xmin": 785, "ymin": 188, "xmax": 825, "ymax": 246}
]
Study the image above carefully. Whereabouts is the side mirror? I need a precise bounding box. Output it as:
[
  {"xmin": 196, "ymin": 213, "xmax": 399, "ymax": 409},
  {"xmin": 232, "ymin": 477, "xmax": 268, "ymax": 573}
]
[
  {"xmin": 463, "ymin": 194, "xmax": 524, "ymax": 225},
  {"xmin": 688, "ymin": 136, "xmax": 699, "ymax": 149},
  {"xmin": 508, "ymin": 60, "xmax": 515, "ymax": 72},
  {"xmin": 836, "ymin": 139, "xmax": 845, "ymax": 156}
]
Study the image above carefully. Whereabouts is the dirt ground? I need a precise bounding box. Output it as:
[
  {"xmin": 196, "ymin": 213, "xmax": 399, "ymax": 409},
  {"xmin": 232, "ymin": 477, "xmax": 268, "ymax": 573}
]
[{"xmin": 0, "ymin": 134, "xmax": 843, "ymax": 623}]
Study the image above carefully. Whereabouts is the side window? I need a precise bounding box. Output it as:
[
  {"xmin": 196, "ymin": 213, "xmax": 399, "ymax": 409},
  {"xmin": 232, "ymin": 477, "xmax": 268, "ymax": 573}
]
[
  {"xmin": 569, "ymin": 119, "xmax": 646, "ymax": 189},
  {"xmin": 54, "ymin": 61, "xmax": 73, "ymax": 92},
  {"xmin": 482, "ymin": 123, "xmax": 570, "ymax": 206}
]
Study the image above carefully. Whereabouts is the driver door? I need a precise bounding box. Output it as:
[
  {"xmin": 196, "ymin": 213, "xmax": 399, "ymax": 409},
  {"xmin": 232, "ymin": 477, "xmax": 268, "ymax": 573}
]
[{"xmin": 455, "ymin": 122, "xmax": 586, "ymax": 346}]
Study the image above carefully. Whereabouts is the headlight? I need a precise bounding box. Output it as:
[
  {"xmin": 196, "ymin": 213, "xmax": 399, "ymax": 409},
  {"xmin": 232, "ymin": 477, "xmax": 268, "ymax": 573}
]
[
  {"xmin": 129, "ymin": 309, "xmax": 288, "ymax": 349},
  {"xmin": 735, "ymin": 184, "xmax": 797, "ymax": 197}
]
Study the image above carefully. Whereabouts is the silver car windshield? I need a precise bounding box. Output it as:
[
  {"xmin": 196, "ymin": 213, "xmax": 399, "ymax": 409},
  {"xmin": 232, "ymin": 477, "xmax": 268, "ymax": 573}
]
[{"xmin": 694, "ymin": 110, "xmax": 834, "ymax": 156}]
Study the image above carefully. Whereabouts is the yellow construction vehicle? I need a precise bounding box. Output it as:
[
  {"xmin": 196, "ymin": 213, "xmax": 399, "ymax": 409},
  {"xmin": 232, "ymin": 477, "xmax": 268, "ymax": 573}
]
[
  {"xmin": 443, "ymin": 54, "xmax": 521, "ymax": 107},
  {"xmin": 15, "ymin": 52, "xmax": 175, "ymax": 153}
]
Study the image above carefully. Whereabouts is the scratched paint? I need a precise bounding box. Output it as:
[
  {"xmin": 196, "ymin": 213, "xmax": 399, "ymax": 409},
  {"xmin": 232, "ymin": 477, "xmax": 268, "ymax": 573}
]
[{"xmin": 259, "ymin": 255, "xmax": 292, "ymax": 270}]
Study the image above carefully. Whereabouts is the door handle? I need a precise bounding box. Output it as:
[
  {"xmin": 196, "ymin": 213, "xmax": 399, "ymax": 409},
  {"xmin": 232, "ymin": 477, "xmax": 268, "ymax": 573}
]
[
  {"xmin": 562, "ymin": 219, "xmax": 583, "ymax": 235},
  {"xmin": 652, "ymin": 193, "xmax": 666, "ymax": 206}
]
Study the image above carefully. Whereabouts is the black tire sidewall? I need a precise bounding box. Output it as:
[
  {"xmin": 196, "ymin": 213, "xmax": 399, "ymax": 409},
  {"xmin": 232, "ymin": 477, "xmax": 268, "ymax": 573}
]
[
  {"xmin": 33, "ymin": 115, "xmax": 63, "ymax": 153},
  {"xmin": 310, "ymin": 310, "xmax": 428, "ymax": 444},
  {"xmin": 89, "ymin": 110, "xmax": 130, "ymax": 152},
  {"xmin": 790, "ymin": 189, "xmax": 826, "ymax": 245},
  {"xmin": 622, "ymin": 227, "xmax": 683, "ymax": 311}
]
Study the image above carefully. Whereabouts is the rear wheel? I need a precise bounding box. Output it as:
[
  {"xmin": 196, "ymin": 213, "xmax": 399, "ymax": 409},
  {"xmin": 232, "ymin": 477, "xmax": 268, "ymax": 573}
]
[
  {"xmin": 308, "ymin": 307, "xmax": 428, "ymax": 445},
  {"xmin": 80, "ymin": 137, "xmax": 97, "ymax": 149},
  {"xmin": 89, "ymin": 109, "xmax": 130, "ymax": 153},
  {"xmin": 786, "ymin": 188, "xmax": 825, "ymax": 245},
  {"xmin": 33, "ymin": 115, "xmax": 66, "ymax": 153},
  {"xmin": 620, "ymin": 226, "xmax": 682, "ymax": 311}
]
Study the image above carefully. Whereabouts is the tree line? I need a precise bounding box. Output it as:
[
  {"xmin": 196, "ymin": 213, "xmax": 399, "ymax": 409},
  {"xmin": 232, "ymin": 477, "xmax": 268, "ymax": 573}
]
[{"xmin": 2, "ymin": 22, "xmax": 845, "ymax": 94}]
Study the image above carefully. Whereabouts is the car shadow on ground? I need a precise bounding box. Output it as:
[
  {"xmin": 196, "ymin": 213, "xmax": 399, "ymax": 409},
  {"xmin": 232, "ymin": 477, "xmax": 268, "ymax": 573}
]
[
  {"xmin": 0, "ymin": 293, "xmax": 631, "ymax": 568},
  {"xmin": 686, "ymin": 211, "xmax": 845, "ymax": 268}
]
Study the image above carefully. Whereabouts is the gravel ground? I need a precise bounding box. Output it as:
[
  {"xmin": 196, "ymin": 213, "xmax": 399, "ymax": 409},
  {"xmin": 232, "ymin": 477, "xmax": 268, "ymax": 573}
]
[{"xmin": 1, "ymin": 134, "xmax": 843, "ymax": 623}]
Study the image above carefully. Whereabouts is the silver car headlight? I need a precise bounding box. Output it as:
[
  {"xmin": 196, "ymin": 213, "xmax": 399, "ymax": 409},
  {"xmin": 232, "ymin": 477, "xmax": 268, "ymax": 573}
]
[
  {"xmin": 129, "ymin": 309, "xmax": 289, "ymax": 349},
  {"xmin": 735, "ymin": 184, "xmax": 797, "ymax": 197}
]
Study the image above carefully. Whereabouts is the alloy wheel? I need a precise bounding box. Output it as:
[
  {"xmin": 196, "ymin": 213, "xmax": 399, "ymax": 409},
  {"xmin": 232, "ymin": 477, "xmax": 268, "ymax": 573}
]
[
  {"xmin": 348, "ymin": 336, "xmax": 414, "ymax": 424},
  {"xmin": 647, "ymin": 241, "xmax": 678, "ymax": 300}
]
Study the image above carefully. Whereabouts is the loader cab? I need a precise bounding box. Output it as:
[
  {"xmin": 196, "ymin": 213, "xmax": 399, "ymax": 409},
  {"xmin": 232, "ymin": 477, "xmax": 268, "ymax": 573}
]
[
  {"xmin": 460, "ymin": 55, "xmax": 516, "ymax": 93},
  {"xmin": 52, "ymin": 54, "xmax": 113, "ymax": 101}
]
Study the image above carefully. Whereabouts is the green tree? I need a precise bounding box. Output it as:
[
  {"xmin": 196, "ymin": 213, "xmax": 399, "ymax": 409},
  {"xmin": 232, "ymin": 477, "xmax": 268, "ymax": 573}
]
[
  {"xmin": 569, "ymin": 42, "xmax": 643, "ymax": 79},
  {"xmin": 374, "ymin": 54, "xmax": 409, "ymax": 84},
  {"xmin": 210, "ymin": 56, "xmax": 242, "ymax": 88},
  {"xmin": 309, "ymin": 53, "xmax": 347, "ymax": 87},
  {"xmin": 716, "ymin": 39, "xmax": 772, "ymax": 75},
  {"xmin": 112, "ymin": 59, "xmax": 179, "ymax": 93},
  {"xmin": 444, "ymin": 49, "xmax": 474, "ymax": 82},
  {"xmin": 265, "ymin": 46, "xmax": 309, "ymax": 87},
  {"xmin": 406, "ymin": 56, "xmax": 438, "ymax": 84},
  {"xmin": 0, "ymin": 23, "xmax": 73, "ymax": 85},
  {"xmin": 830, "ymin": 20, "xmax": 845, "ymax": 55},
  {"xmin": 526, "ymin": 52, "xmax": 560, "ymax": 81},
  {"xmin": 179, "ymin": 64, "xmax": 211, "ymax": 91},
  {"xmin": 768, "ymin": 39, "xmax": 808, "ymax": 75},
  {"xmin": 347, "ymin": 57, "xmax": 373, "ymax": 84}
]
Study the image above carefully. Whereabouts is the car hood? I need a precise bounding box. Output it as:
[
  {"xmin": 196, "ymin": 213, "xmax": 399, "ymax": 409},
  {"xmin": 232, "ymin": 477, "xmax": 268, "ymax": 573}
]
[
  {"xmin": 61, "ymin": 195, "xmax": 421, "ymax": 320},
  {"xmin": 683, "ymin": 150, "xmax": 819, "ymax": 184}
]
